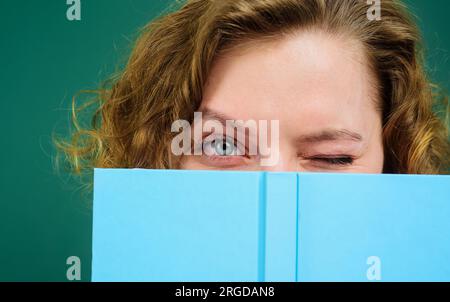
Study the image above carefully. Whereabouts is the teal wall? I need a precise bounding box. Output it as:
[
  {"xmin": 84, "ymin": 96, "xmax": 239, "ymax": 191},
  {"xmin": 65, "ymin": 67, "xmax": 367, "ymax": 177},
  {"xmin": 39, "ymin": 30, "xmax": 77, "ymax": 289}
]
[{"xmin": 0, "ymin": 0, "xmax": 448, "ymax": 281}]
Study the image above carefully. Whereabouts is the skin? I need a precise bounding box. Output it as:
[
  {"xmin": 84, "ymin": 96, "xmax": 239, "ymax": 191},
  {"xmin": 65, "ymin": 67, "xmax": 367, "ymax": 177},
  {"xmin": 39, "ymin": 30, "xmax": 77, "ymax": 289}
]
[{"xmin": 181, "ymin": 30, "xmax": 384, "ymax": 173}]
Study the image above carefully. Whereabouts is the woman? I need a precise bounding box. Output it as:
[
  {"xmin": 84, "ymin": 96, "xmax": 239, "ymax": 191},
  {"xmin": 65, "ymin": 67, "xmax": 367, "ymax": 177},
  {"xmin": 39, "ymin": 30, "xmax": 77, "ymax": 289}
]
[{"xmin": 57, "ymin": 0, "xmax": 449, "ymax": 174}]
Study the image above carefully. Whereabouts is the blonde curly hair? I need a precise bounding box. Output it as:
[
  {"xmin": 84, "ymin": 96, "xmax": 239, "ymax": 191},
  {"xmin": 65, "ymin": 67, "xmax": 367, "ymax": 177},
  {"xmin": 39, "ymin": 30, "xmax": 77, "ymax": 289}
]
[{"xmin": 55, "ymin": 0, "xmax": 449, "ymax": 176}]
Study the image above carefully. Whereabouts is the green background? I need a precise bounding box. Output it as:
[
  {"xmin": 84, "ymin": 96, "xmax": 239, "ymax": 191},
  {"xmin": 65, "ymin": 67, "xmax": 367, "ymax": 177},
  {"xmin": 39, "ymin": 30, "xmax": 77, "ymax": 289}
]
[{"xmin": 0, "ymin": 0, "xmax": 448, "ymax": 281}]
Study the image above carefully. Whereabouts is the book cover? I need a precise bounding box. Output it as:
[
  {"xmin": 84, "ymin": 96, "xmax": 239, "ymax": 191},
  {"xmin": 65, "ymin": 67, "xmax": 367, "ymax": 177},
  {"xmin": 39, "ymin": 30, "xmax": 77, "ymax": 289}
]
[{"xmin": 92, "ymin": 169, "xmax": 450, "ymax": 281}]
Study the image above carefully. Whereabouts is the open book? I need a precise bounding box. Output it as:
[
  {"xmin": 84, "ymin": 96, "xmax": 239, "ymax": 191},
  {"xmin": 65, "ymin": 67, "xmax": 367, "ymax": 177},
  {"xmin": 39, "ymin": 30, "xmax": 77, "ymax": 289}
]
[{"xmin": 91, "ymin": 169, "xmax": 450, "ymax": 281}]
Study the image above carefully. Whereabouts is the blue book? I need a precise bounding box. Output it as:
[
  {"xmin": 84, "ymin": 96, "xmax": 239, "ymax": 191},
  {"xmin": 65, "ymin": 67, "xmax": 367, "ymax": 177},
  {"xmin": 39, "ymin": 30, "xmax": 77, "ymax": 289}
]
[{"xmin": 91, "ymin": 169, "xmax": 450, "ymax": 281}]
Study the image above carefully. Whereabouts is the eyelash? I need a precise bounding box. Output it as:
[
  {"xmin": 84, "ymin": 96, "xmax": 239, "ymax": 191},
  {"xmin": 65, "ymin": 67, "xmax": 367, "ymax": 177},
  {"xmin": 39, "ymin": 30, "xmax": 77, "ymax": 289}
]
[
  {"xmin": 198, "ymin": 136, "xmax": 355, "ymax": 167},
  {"xmin": 200, "ymin": 135, "xmax": 247, "ymax": 157},
  {"xmin": 309, "ymin": 156, "xmax": 354, "ymax": 166}
]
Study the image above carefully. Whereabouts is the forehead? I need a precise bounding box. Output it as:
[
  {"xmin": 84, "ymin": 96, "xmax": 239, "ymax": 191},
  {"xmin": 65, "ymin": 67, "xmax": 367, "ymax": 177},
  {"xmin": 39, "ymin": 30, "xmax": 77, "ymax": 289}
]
[{"xmin": 200, "ymin": 30, "xmax": 380, "ymax": 137}]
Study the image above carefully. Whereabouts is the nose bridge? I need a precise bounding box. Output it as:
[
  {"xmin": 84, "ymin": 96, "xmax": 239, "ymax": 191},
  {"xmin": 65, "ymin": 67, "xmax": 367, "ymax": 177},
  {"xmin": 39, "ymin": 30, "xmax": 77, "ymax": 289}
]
[
  {"xmin": 259, "ymin": 147, "xmax": 298, "ymax": 172},
  {"xmin": 257, "ymin": 127, "xmax": 302, "ymax": 172}
]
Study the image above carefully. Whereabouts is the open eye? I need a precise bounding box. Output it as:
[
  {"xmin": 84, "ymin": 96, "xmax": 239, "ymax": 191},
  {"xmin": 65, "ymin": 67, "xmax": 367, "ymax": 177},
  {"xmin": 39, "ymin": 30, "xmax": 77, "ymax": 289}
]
[{"xmin": 202, "ymin": 136, "xmax": 242, "ymax": 156}]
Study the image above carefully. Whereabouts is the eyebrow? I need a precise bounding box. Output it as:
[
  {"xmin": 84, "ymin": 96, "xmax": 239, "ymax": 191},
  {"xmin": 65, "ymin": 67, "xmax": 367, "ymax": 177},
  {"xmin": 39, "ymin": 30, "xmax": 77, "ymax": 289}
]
[
  {"xmin": 201, "ymin": 109, "xmax": 363, "ymax": 143},
  {"xmin": 201, "ymin": 109, "xmax": 233, "ymax": 124},
  {"xmin": 296, "ymin": 129, "xmax": 363, "ymax": 143},
  {"xmin": 199, "ymin": 108, "xmax": 259, "ymax": 139}
]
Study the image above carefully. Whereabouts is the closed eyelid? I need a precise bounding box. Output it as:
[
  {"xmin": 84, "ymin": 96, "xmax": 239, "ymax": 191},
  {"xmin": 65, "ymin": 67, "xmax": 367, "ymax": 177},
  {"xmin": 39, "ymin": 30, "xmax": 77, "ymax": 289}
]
[
  {"xmin": 297, "ymin": 139, "xmax": 366, "ymax": 158},
  {"xmin": 301, "ymin": 155, "xmax": 355, "ymax": 170},
  {"xmin": 312, "ymin": 156, "xmax": 354, "ymax": 163}
]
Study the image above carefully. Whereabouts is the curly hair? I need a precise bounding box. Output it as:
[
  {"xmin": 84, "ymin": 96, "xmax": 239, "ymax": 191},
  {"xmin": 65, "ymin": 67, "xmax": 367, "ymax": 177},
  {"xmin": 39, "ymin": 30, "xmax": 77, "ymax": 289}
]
[{"xmin": 55, "ymin": 0, "xmax": 449, "ymax": 176}]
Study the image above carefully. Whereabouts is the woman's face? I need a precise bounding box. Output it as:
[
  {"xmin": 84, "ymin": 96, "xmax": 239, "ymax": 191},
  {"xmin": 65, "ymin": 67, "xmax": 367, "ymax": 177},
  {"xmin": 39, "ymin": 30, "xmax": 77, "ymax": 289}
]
[{"xmin": 181, "ymin": 30, "xmax": 384, "ymax": 173}]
